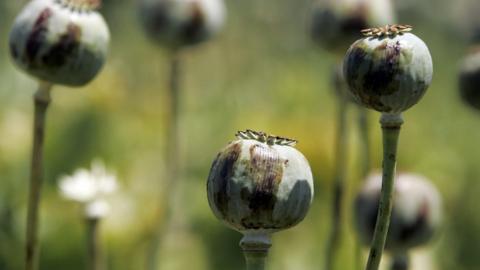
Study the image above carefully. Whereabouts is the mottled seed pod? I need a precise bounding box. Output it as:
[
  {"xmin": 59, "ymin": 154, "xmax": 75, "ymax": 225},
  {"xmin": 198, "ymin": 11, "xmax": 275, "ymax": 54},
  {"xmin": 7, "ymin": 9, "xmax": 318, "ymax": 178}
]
[
  {"xmin": 311, "ymin": 0, "xmax": 395, "ymax": 56},
  {"xmin": 9, "ymin": 0, "xmax": 110, "ymax": 87},
  {"xmin": 207, "ymin": 130, "xmax": 314, "ymax": 234},
  {"xmin": 354, "ymin": 173, "xmax": 442, "ymax": 252},
  {"xmin": 458, "ymin": 46, "xmax": 480, "ymax": 111},
  {"xmin": 343, "ymin": 25, "xmax": 433, "ymax": 113},
  {"xmin": 138, "ymin": 0, "xmax": 226, "ymax": 49}
]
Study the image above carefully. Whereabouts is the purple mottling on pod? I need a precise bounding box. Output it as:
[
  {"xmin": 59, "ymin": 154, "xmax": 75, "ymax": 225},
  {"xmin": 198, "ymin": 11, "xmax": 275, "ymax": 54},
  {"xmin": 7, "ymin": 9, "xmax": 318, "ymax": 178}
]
[
  {"xmin": 343, "ymin": 29, "xmax": 433, "ymax": 113},
  {"xmin": 207, "ymin": 130, "xmax": 314, "ymax": 235},
  {"xmin": 138, "ymin": 0, "xmax": 225, "ymax": 49},
  {"xmin": 9, "ymin": 0, "xmax": 110, "ymax": 87},
  {"xmin": 354, "ymin": 173, "xmax": 442, "ymax": 252},
  {"xmin": 459, "ymin": 46, "xmax": 480, "ymax": 111}
]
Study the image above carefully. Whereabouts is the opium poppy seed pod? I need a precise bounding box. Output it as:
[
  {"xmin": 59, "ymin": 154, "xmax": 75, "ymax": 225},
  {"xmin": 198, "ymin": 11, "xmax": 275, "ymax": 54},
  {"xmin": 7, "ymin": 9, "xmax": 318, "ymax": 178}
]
[
  {"xmin": 355, "ymin": 173, "xmax": 442, "ymax": 252},
  {"xmin": 138, "ymin": 0, "xmax": 226, "ymax": 49},
  {"xmin": 458, "ymin": 46, "xmax": 480, "ymax": 111},
  {"xmin": 311, "ymin": 0, "xmax": 395, "ymax": 56},
  {"xmin": 343, "ymin": 25, "xmax": 433, "ymax": 114},
  {"xmin": 207, "ymin": 130, "xmax": 314, "ymax": 269},
  {"xmin": 9, "ymin": 0, "xmax": 110, "ymax": 87}
]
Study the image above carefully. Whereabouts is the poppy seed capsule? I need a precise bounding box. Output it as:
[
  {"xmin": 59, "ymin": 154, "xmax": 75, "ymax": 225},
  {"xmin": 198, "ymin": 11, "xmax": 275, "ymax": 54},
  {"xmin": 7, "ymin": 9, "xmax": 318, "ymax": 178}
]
[
  {"xmin": 139, "ymin": 0, "xmax": 226, "ymax": 49},
  {"xmin": 311, "ymin": 0, "xmax": 395, "ymax": 56},
  {"xmin": 458, "ymin": 47, "xmax": 480, "ymax": 110},
  {"xmin": 9, "ymin": 0, "xmax": 110, "ymax": 87},
  {"xmin": 207, "ymin": 130, "xmax": 314, "ymax": 235},
  {"xmin": 355, "ymin": 173, "xmax": 442, "ymax": 252},
  {"xmin": 343, "ymin": 25, "xmax": 433, "ymax": 113}
]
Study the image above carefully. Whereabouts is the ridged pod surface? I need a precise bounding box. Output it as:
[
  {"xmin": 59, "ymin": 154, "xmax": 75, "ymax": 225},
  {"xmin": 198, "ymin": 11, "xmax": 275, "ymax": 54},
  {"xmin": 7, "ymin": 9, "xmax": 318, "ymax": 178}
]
[
  {"xmin": 311, "ymin": 0, "xmax": 395, "ymax": 56},
  {"xmin": 458, "ymin": 46, "xmax": 480, "ymax": 110},
  {"xmin": 138, "ymin": 0, "xmax": 225, "ymax": 49},
  {"xmin": 343, "ymin": 28, "xmax": 433, "ymax": 113},
  {"xmin": 207, "ymin": 130, "xmax": 314, "ymax": 234},
  {"xmin": 354, "ymin": 173, "xmax": 442, "ymax": 252},
  {"xmin": 9, "ymin": 0, "xmax": 110, "ymax": 87}
]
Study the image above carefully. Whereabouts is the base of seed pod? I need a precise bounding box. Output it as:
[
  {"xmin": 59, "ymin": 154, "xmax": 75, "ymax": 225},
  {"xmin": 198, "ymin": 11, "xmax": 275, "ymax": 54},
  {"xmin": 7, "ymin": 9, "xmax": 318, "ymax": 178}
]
[{"xmin": 240, "ymin": 233, "xmax": 272, "ymax": 270}]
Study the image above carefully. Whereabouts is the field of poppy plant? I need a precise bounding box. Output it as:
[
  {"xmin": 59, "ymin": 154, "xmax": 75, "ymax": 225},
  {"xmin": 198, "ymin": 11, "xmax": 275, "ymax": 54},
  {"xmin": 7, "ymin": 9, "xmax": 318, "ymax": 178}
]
[{"xmin": 1, "ymin": 0, "xmax": 480, "ymax": 270}]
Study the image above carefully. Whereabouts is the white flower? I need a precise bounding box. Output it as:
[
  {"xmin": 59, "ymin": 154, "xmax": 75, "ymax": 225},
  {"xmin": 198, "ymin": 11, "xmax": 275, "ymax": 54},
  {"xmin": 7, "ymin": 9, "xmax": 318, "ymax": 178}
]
[{"xmin": 59, "ymin": 159, "xmax": 118, "ymax": 218}]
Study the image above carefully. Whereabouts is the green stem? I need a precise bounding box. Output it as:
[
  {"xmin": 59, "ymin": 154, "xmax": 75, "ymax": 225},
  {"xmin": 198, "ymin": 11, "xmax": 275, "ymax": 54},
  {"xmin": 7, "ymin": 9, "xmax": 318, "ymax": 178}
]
[
  {"xmin": 25, "ymin": 82, "xmax": 52, "ymax": 270},
  {"xmin": 355, "ymin": 106, "xmax": 371, "ymax": 270},
  {"xmin": 390, "ymin": 253, "xmax": 409, "ymax": 270},
  {"xmin": 240, "ymin": 234, "xmax": 271, "ymax": 270},
  {"xmin": 365, "ymin": 113, "xmax": 403, "ymax": 270},
  {"xmin": 325, "ymin": 73, "xmax": 349, "ymax": 270},
  {"xmin": 86, "ymin": 218, "xmax": 102, "ymax": 270},
  {"xmin": 146, "ymin": 52, "xmax": 182, "ymax": 270}
]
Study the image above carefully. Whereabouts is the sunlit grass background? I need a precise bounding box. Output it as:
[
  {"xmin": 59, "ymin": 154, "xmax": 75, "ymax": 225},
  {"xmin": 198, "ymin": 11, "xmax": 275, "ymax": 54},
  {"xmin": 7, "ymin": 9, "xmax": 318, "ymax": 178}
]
[{"xmin": 1, "ymin": 0, "xmax": 480, "ymax": 269}]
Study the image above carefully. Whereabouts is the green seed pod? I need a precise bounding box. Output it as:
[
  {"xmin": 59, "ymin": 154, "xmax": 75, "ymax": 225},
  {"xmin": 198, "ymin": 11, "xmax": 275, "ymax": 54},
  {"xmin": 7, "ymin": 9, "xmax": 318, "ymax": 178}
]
[
  {"xmin": 207, "ymin": 130, "xmax": 314, "ymax": 234},
  {"xmin": 355, "ymin": 173, "xmax": 442, "ymax": 252},
  {"xmin": 343, "ymin": 25, "xmax": 433, "ymax": 113},
  {"xmin": 138, "ymin": 0, "xmax": 226, "ymax": 49},
  {"xmin": 458, "ymin": 46, "xmax": 480, "ymax": 110},
  {"xmin": 9, "ymin": 0, "xmax": 110, "ymax": 87},
  {"xmin": 311, "ymin": 0, "xmax": 395, "ymax": 56}
]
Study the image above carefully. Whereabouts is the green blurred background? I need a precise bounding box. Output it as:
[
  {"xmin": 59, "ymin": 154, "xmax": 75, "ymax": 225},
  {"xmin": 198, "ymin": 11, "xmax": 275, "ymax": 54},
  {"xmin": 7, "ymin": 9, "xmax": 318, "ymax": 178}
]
[{"xmin": 1, "ymin": 0, "xmax": 480, "ymax": 269}]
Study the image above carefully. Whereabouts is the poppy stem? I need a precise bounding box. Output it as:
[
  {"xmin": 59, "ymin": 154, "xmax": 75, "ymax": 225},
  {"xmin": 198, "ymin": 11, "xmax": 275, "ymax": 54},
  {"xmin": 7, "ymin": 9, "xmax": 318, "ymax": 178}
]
[
  {"xmin": 365, "ymin": 113, "xmax": 403, "ymax": 270},
  {"xmin": 25, "ymin": 81, "xmax": 52, "ymax": 270}
]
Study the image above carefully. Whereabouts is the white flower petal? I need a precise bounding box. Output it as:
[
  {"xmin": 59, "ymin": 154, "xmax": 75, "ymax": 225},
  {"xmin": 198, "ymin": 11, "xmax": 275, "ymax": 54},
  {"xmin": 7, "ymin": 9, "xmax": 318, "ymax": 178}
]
[{"xmin": 58, "ymin": 159, "xmax": 118, "ymax": 214}]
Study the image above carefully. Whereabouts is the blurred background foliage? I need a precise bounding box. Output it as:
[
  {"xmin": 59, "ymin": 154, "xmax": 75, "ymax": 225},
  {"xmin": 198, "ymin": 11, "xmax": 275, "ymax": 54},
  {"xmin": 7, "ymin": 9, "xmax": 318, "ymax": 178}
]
[{"xmin": 1, "ymin": 0, "xmax": 480, "ymax": 269}]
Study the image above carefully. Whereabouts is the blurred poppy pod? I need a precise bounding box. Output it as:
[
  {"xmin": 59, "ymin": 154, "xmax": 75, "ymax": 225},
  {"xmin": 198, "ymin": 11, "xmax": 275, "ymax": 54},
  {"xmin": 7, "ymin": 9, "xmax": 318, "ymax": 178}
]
[
  {"xmin": 9, "ymin": 0, "xmax": 110, "ymax": 87},
  {"xmin": 311, "ymin": 0, "xmax": 395, "ymax": 56},
  {"xmin": 343, "ymin": 25, "xmax": 433, "ymax": 113},
  {"xmin": 207, "ymin": 130, "xmax": 314, "ymax": 234},
  {"xmin": 458, "ymin": 46, "xmax": 480, "ymax": 111},
  {"xmin": 355, "ymin": 173, "xmax": 442, "ymax": 252},
  {"xmin": 138, "ymin": 0, "xmax": 226, "ymax": 49}
]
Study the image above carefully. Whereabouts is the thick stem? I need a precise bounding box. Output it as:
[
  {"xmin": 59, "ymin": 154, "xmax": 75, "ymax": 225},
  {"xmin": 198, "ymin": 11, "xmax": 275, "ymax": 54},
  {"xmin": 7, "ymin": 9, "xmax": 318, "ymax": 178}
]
[
  {"xmin": 390, "ymin": 253, "xmax": 409, "ymax": 270},
  {"xmin": 325, "ymin": 73, "xmax": 349, "ymax": 270},
  {"xmin": 364, "ymin": 113, "xmax": 403, "ymax": 270},
  {"xmin": 146, "ymin": 52, "xmax": 182, "ymax": 270},
  {"xmin": 86, "ymin": 218, "xmax": 102, "ymax": 270},
  {"xmin": 240, "ymin": 233, "xmax": 272, "ymax": 270},
  {"xmin": 25, "ymin": 82, "xmax": 52, "ymax": 270}
]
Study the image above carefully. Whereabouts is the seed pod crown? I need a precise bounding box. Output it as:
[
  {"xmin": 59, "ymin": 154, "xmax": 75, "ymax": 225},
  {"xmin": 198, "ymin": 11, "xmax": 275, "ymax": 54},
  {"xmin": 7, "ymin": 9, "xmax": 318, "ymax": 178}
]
[
  {"xmin": 361, "ymin": 24, "xmax": 412, "ymax": 37},
  {"xmin": 56, "ymin": 0, "xmax": 101, "ymax": 11},
  {"xmin": 235, "ymin": 129, "xmax": 297, "ymax": 147}
]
